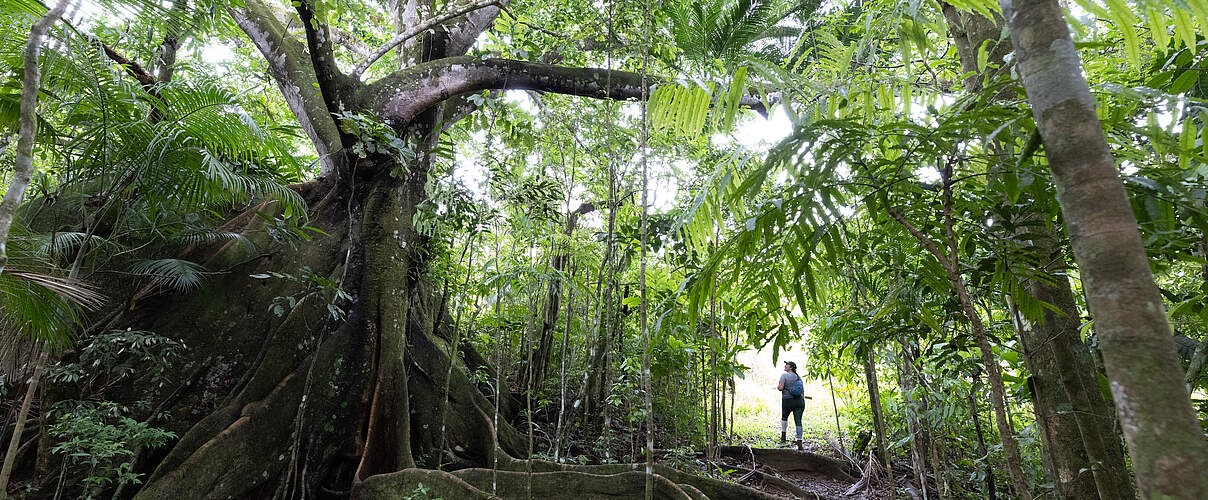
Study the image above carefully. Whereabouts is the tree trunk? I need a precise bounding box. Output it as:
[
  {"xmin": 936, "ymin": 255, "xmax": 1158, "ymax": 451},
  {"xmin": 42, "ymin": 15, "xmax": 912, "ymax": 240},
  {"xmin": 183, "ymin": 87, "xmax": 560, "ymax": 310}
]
[
  {"xmin": 1010, "ymin": 230, "xmax": 1134, "ymax": 499},
  {"xmin": 939, "ymin": 4, "xmax": 1124, "ymax": 496},
  {"xmin": 938, "ymin": 3, "xmax": 1011, "ymax": 93},
  {"xmin": 886, "ymin": 202, "xmax": 1031, "ymax": 498},
  {"xmin": 707, "ymin": 269, "xmax": 718, "ymax": 458},
  {"xmin": 1010, "ymin": 297, "xmax": 1100, "ymax": 499},
  {"xmin": 896, "ymin": 344, "xmax": 929, "ymax": 500},
  {"xmin": 527, "ymin": 203, "xmax": 594, "ymax": 394},
  {"xmin": 1187, "ymin": 339, "xmax": 1208, "ymax": 388},
  {"xmin": 862, "ymin": 348, "xmax": 894, "ymax": 492},
  {"xmin": 826, "ymin": 368, "xmax": 844, "ymax": 452},
  {"xmin": 0, "ymin": 0, "xmax": 72, "ymax": 273},
  {"xmin": 1000, "ymin": 0, "xmax": 1208, "ymax": 495},
  {"xmin": 968, "ymin": 371, "xmax": 997, "ymax": 500},
  {"xmin": 0, "ymin": 352, "xmax": 46, "ymax": 493}
]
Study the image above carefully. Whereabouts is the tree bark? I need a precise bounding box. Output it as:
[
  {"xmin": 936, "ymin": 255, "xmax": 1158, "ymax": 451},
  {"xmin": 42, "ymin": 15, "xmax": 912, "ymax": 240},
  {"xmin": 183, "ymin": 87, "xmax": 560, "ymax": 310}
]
[
  {"xmin": 1186, "ymin": 336, "xmax": 1208, "ymax": 388},
  {"xmin": 1010, "ymin": 296, "xmax": 1100, "ymax": 499},
  {"xmin": 862, "ymin": 349, "xmax": 894, "ymax": 492},
  {"xmin": 0, "ymin": 0, "xmax": 72, "ymax": 274},
  {"xmin": 968, "ymin": 371, "xmax": 996, "ymax": 500},
  {"xmin": 896, "ymin": 342, "xmax": 932, "ymax": 500},
  {"xmin": 527, "ymin": 203, "xmax": 594, "ymax": 391},
  {"xmin": 1000, "ymin": 0, "xmax": 1208, "ymax": 495},
  {"xmin": 0, "ymin": 352, "xmax": 47, "ymax": 493},
  {"xmin": 938, "ymin": 3, "xmax": 1011, "ymax": 93},
  {"xmin": 1010, "ymin": 232, "xmax": 1133, "ymax": 499}
]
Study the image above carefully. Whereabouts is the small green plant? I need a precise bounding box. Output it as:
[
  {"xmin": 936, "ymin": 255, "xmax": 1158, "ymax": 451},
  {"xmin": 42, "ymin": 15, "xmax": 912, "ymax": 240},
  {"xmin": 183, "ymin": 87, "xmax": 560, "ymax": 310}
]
[
  {"xmin": 335, "ymin": 110, "xmax": 417, "ymax": 178},
  {"xmin": 49, "ymin": 402, "xmax": 175, "ymax": 497},
  {"xmin": 250, "ymin": 266, "xmax": 353, "ymax": 321},
  {"xmin": 402, "ymin": 482, "xmax": 444, "ymax": 500}
]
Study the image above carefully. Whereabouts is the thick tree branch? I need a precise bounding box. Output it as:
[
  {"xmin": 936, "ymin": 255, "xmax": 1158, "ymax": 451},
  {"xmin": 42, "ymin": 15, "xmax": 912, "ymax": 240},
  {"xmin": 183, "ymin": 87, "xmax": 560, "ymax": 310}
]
[
  {"xmin": 229, "ymin": 0, "xmax": 344, "ymax": 176},
  {"xmin": 99, "ymin": 43, "xmax": 156, "ymax": 87},
  {"xmin": 97, "ymin": 41, "xmax": 171, "ymax": 121},
  {"xmin": 292, "ymin": 0, "xmax": 356, "ymax": 111},
  {"xmin": 353, "ymin": 0, "xmax": 500, "ymax": 78},
  {"xmin": 152, "ymin": 0, "xmax": 189, "ymax": 84},
  {"xmin": 444, "ymin": 0, "xmax": 508, "ymax": 56},
  {"xmin": 366, "ymin": 57, "xmax": 767, "ymax": 127}
]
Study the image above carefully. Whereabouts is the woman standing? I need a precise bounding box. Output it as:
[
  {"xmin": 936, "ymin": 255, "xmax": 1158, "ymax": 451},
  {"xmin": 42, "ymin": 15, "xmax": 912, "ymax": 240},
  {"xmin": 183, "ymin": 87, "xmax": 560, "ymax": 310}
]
[{"xmin": 777, "ymin": 361, "xmax": 809, "ymax": 450}]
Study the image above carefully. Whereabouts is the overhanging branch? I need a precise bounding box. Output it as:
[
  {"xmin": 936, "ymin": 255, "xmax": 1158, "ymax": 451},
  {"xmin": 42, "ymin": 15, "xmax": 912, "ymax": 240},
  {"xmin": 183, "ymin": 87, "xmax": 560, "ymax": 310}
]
[
  {"xmin": 367, "ymin": 57, "xmax": 768, "ymax": 126},
  {"xmin": 293, "ymin": 0, "xmax": 355, "ymax": 111}
]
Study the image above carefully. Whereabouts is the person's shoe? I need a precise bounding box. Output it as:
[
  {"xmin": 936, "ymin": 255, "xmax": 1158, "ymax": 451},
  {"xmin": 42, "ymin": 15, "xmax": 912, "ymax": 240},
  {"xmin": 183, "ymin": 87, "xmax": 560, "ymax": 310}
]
[
  {"xmin": 794, "ymin": 439, "xmax": 803, "ymax": 451},
  {"xmin": 780, "ymin": 431, "xmax": 786, "ymax": 443}
]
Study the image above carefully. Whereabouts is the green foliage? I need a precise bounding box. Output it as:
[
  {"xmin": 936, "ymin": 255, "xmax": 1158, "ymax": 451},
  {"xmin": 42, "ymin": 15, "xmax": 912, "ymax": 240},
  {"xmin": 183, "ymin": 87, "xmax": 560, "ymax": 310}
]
[
  {"xmin": 9, "ymin": 0, "xmax": 1208, "ymax": 492},
  {"xmin": 49, "ymin": 402, "xmax": 175, "ymax": 495},
  {"xmin": 337, "ymin": 110, "xmax": 418, "ymax": 176},
  {"xmin": 48, "ymin": 329, "xmax": 183, "ymax": 389},
  {"xmin": 249, "ymin": 266, "xmax": 353, "ymax": 321}
]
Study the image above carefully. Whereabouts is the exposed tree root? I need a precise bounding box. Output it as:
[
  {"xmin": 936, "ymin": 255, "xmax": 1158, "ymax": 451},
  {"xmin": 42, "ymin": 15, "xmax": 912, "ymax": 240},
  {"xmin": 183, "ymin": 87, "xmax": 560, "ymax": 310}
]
[
  {"xmin": 716, "ymin": 446, "xmax": 857, "ymax": 483},
  {"xmin": 725, "ymin": 464, "xmax": 818, "ymax": 499},
  {"xmin": 354, "ymin": 465, "xmax": 774, "ymax": 500},
  {"xmin": 354, "ymin": 468, "xmax": 497, "ymax": 500}
]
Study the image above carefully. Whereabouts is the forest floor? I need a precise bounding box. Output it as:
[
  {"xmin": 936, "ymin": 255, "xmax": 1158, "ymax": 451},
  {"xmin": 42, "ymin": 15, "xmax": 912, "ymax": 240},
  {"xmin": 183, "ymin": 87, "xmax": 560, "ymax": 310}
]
[{"xmin": 710, "ymin": 439, "xmax": 891, "ymax": 500}]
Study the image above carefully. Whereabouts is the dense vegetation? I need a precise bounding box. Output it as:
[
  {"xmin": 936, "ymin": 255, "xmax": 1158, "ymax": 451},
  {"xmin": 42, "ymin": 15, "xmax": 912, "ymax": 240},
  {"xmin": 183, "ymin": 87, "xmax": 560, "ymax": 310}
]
[{"xmin": 2, "ymin": 0, "xmax": 1208, "ymax": 497}]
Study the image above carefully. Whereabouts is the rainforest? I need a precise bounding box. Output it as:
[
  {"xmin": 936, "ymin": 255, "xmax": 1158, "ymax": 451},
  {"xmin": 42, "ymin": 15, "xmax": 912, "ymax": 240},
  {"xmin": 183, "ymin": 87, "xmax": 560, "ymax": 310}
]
[{"xmin": 1, "ymin": 0, "xmax": 1208, "ymax": 498}]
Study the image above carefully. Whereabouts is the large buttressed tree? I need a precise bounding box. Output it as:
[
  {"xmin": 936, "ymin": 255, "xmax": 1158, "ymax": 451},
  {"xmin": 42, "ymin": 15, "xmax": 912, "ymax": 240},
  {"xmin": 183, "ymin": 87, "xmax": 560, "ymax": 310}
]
[{"xmin": 69, "ymin": 0, "xmax": 776, "ymax": 497}]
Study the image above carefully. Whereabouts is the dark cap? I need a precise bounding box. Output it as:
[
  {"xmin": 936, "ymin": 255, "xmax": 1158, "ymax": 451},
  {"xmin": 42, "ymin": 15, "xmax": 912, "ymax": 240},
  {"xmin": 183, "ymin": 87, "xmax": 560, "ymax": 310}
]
[{"xmin": 784, "ymin": 361, "xmax": 797, "ymax": 370}]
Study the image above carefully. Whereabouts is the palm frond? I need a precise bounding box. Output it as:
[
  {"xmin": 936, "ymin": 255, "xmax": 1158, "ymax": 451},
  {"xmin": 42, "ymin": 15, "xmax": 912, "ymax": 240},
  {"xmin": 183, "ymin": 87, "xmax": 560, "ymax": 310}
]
[
  {"xmin": 0, "ymin": 269, "xmax": 101, "ymax": 354},
  {"xmin": 128, "ymin": 258, "xmax": 205, "ymax": 291}
]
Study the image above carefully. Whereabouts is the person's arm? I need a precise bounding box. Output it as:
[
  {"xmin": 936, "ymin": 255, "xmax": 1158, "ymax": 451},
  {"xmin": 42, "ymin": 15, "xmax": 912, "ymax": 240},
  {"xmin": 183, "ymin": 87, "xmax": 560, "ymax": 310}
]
[{"xmin": 777, "ymin": 377, "xmax": 784, "ymax": 391}]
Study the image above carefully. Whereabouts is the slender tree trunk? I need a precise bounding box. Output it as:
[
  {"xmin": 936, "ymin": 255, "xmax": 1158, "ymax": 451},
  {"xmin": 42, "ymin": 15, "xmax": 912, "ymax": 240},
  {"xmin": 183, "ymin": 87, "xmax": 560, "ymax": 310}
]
[
  {"xmin": 0, "ymin": 352, "xmax": 47, "ymax": 493},
  {"xmin": 862, "ymin": 349, "xmax": 894, "ymax": 492},
  {"xmin": 707, "ymin": 266, "xmax": 719, "ymax": 458},
  {"xmin": 897, "ymin": 348, "xmax": 928, "ymax": 500},
  {"xmin": 530, "ymin": 204, "xmax": 594, "ymax": 393},
  {"xmin": 1, "ymin": 1, "xmax": 72, "ymax": 491},
  {"xmin": 553, "ymin": 264, "xmax": 575, "ymax": 462},
  {"xmin": 968, "ymin": 371, "xmax": 997, "ymax": 500},
  {"xmin": 926, "ymin": 421, "xmax": 946, "ymax": 500},
  {"xmin": 437, "ymin": 234, "xmax": 477, "ymax": 469},
  {"xmin": 826, "ymin": 368, "xmax": 844, "ymax": 452},
  {"xmin": 1000, "ymin": 0, "xmax": 1208, "ymax": 495},
  {"xmin": 0, "ymin": 0, "xmax": 72, "ymax": 274},
  {"xmin": 886, "ymin": 201, "xmax": 1031, "ymax": 498}
]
